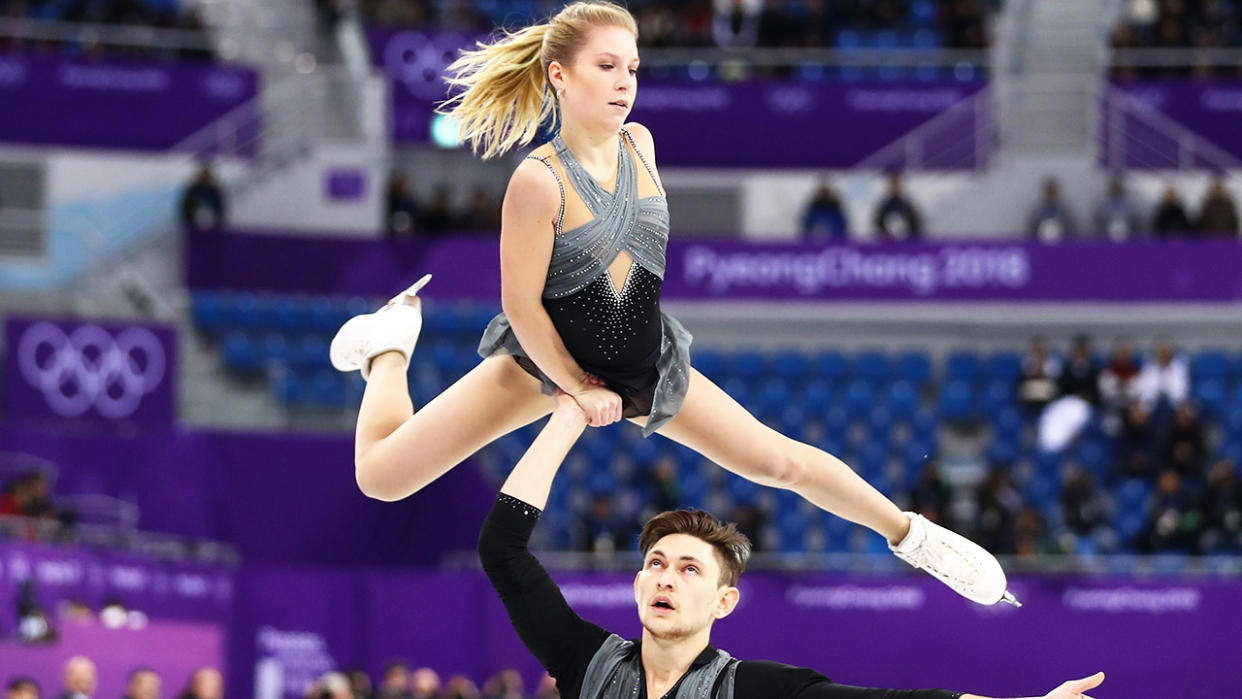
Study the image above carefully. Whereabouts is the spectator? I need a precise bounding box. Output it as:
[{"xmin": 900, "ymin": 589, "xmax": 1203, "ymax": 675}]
[
  {"xmin": 1038, "ymin": 334, "xmax": 1100, "ymax": 452},
  {"xmin": 122, "ymin": 669, "xmax": 160, "ymax": 699},
  {"xmin": 974, "ymin": 467, "xmax": 1024, "ymax": 554},
  {"xmin": 872, "ymin": 172, "xmax": 922, "ymax": 240},
  {"xmin": 442, "ymin": 676, "xmax": 479, "ymax": 699},
  {"xmin": 418, "ymin": 185, "xmax": 462, "ymax": 234},
  {"xmin": 1093, "ymin": 175, "xmax": 1144, "ymax": 240},
  {"xmin": 312, "ymin": 673, "xmax": 352, "ymax": 699},
  {"xmin": 1016, "ymin": 337, "xmax": 1061, "ymax": 413},
  {"xmin": 344, "ymin": 669, "xmax": 372, "ymax": 699},
  {"xmin": 1152, "ymin": 185, "xmax": 1193, "ymax": 235},
  {"xmin": 57, "ymin": 656, "xmax": 97, "ymax": 699},
  {"xmin": 1134, "ymin": 339, "xmax": 1189, "ymax": 411},
  {"xmin": 377, "ymin": 664, "xmax": 412, "ymax": 699},
  {"xmin": 713, "ymin": 0, "xmax": 762, "ymax": 48},
  {"xmin": 648, "ymin": 457, "xmax": 680, "ymax": 514},
  {"xmin": 180, "ymin": 165, "xmax": 227, "ymax": 233},
  {"xmin": 1163, "ymin": 403, "xmax": 1206, "ymax": 480},
  {"xmin": 909, "ymin": 460, "xmax": 952, "ymax": 526},
  {"xmin": 177, "ymin": 668, "xmax": 222, "ymax": 699},
  {"xmin": 1060, "ymin": 467, "xmax": 1108, "ymax": 535},
  {"xmin": 1195, "ymin": 175, "xmax": 1239, "ymax": 235},
  {"xmin": 408, "ymin": 668, "xmax": 440, "ymax": 699},
  {"xmin": 1142, "ymin": 468, "xmax": 1202, "ymax": 552},
  {"xmin": 1099, "ymin": 337, "xmax": 1142, "ymax": 415},
  {"xmin": 463, "ymin": 186, "xmax": 501, "ymax": 232},
  {"xmin": 1014, "ymin": 506, "xmax": 1056, "ymax": 556},
  {"xmin": 385, "ymin": 173, "xmax": 421, "ymax": 238},
  {"xmin": 1199, "ymin": 459, "xmax": 1242, "ymax": 553},
  {"xmin": 579, "ymin": 494, "xmax": 629, "ymax": 554},
  {"xmin": 5, "ymin": 679, "xmax": 38, "ymax": 699},
  {"xmin": 1027, "ymin": 177, "xmax": 1077, "ymax": 242},
  {"xmin": 481, "ymin": 668, "xmax": 523, "ymax": 699},
  {"xmin": 532, "ymin": 674, "xmax": 559, "ymax": 699},
  {"xmin": 1117, "ymin": 401, "xmax": 1158, "ymax": 478},
  {"xmin": 800, "ymin": 182, "xmax": 849, "ymax": 241}
]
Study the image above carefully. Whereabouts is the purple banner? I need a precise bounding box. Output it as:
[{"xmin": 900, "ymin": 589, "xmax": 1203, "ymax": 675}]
[
  {"xmin": 1102, "ymin": 80, "xmax": 1242, "ymax": 168},
  {"xmin": 234, "ymin": 567, "xmax": 1242, "ymax": 699},
  {"xmin": 366, "ymin": 28, "xmax": 984, "ymax": 167},
  {"xmin": 4, "ymin": 317, "xmax": 177, "ymax": 424},
  {"xmin": 0, "ymin": 619, "xmax": 224, "ymax": 697},
  {"xmin": 188, "ymin": 232, "xmax": 1242, "ymax": 303},
  {"xmin": 0, "ymin": 54, "xmax": 257, "ymax": 150}
]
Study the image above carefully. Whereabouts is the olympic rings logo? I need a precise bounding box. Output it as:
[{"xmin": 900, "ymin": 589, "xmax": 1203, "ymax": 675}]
[{"xmin": 16, "ymin": 322, "xmax": 167, "ymax": 419}]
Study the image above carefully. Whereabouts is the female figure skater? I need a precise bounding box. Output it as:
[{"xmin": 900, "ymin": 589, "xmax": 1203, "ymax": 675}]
[{"xmin": 330, "ymin": 1, "xmax": 1016, "ymax": 606}]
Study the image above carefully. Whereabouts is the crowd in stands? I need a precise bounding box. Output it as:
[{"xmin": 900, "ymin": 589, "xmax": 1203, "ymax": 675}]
[
  {"xmin": 304, "ymin": 663, "xmax": 558, "ymax": 699},
  {"xmin": 1110, "ymin": 0, "xmax": 1242, "ymax": 79},
  {"xmin": 0, "ymin": 0, "xmax": 214, "ymax": 62},
  {"xmin": 385, "ymin": 173, "xmax": 501, "ymax": 237},
  {"xmin": 800, "ymin": 172, "xmax": 1241, "ymax": 241},
  {"xmin": 4, "ymin": 660, "xmax": 221, "ymax": 699},
  {"xmin": 362, "ymin": 0, "xmax": 996, "ymax": 52}
]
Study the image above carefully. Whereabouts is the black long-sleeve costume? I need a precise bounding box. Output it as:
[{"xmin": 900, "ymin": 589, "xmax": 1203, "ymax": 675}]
[{"xmin": 478, "ymin": 494, "xmax": 964, "ymax": 699}]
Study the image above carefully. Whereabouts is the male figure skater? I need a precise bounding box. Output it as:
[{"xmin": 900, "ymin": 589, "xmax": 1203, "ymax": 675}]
[{"xmin": 479, "ymin": 391, "xmax": 1106, "ymax": 699}]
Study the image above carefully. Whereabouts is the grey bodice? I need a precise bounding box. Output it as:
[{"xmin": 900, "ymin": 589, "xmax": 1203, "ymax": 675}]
[
  {"xmin": 580, "ymin": 634, "xmax": 738, "ymax": 699},
  {"xmin": 536, "ymin": 128, "xmax": 670, "ymax": 299}
]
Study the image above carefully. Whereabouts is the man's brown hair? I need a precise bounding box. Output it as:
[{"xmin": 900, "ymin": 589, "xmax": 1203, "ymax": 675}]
[{"xmin": 639, "ymin": 510, "xmax": 751, "ymax": 587}]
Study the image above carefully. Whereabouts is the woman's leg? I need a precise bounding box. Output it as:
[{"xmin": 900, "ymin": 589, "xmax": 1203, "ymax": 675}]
[
  {"xmin": 646, "ymin": 367, "xmax": 910, "ymax": 543},
  {"xmin": 356, "ymin": 353, "xmax": 553, "ymax": 501}
]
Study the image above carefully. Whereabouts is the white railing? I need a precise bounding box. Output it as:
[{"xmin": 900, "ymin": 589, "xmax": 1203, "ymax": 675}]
[
  {"xmin": 1099, "ymin": 84, "xmax": 1242, "ymax": 171},
  {"xmin": 854, "ymin": 87, "xmax": 995, "ymax": 171}
]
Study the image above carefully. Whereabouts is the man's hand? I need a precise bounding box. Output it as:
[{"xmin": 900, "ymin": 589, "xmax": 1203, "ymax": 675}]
[
  {"xmin": 1042, "ymin": 672, "xmax": 1105, "ymax": 699},
  {"xmin": 552, "ymin": 389, "xmax": 589, "ymax": 428}
]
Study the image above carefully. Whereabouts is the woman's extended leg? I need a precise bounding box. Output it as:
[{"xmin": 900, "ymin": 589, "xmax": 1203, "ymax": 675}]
[
  {"xmin": 647, "ymin": 367, "xmax": 910, "ymax": 543},
  {"xmin": 355, "ymin": 353, "xmax": 553, "ymax": 501}
]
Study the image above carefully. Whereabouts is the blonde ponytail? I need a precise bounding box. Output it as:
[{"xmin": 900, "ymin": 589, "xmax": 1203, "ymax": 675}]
[{"xmin": 438, "ymin": 2, "xmax": 639, "ymax": 160}]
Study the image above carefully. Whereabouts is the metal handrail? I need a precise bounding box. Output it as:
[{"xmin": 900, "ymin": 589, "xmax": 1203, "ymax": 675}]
[
  {"xmin": 0, "ymin": 513, "xmax": 240, "ymax": 565},
  {"xmin": 1101, "ymin": 84, "xmax": 1242, "ymax": 171},
  {"xmin": 854, "ymin": 87, "xmax": 994, "ymax": 171}
]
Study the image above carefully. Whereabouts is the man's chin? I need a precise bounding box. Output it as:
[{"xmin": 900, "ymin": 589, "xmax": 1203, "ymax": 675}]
[{"xmin": 641, "ymin": 618, "xmax": 692, "ymax": 641}]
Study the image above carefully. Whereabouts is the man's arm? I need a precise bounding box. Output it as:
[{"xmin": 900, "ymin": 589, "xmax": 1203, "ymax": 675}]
[
  {"xmin": 478, "ymin": 394, "xmax": 611, "ymax": 694},
  {"xmin": 736, "ymin": 661, "xmax": 1104, "ymax": 699}
]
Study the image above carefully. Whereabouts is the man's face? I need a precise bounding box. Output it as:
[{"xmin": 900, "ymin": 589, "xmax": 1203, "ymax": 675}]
[
  {"xmin": 127, "ymin": 671, "xmax": 160, "ymax": 699},
  {"xmin": 7, "ymin": 684, "xmax": 39, "ymax": 699},
  {"xmin": 634, "ymin": 534, "xmax": 738, "ymax": 641}
]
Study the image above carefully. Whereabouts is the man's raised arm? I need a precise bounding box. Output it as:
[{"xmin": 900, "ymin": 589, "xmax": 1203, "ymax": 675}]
[{"xmin": 477, "ymin": 392, "xmax": 609, "ymax": 695}]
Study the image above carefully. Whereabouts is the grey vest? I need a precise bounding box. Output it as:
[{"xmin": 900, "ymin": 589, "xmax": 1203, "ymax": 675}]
[{"xmin": 579, "ymin": 634, "xmax": 738, "ymax": 699}]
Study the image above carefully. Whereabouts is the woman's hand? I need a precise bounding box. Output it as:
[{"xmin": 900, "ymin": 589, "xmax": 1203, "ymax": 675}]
[
  {"xmin": 570, "ymin": 385, "xmax": 623, "ymax": 427},
  {"xmin": 1042, "ymin": 672, "xmax": 1105, "ymax": 699}
]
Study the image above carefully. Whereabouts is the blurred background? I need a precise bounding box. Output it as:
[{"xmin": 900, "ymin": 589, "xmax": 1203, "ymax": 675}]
[{"xmin": 1, "ymin": 0, "xmax": 1242, "ymax": 696}]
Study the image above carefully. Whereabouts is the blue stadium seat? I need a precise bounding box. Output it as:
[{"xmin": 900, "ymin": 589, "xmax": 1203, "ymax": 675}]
[
  {"xmin": 726, "ymin": 474, "xmax": 761, "ymax": 504},
  {"xmin": 778, "ymin": 510, "xmax": 809, "ymax": 552},
  {"xmin": 885, "ymin": 380, "xmax": 919, "ymax": 419},
  {"xmin": 986, "ymin": 439, "xmax": 1018, "ymax": 465},
  {"xmin": 857, "ymin": 440, "xmax": 888, "ymax": 477},
  {"xmin": 760, "ymin": 380, "xmax": 793, "ymax": 419},
  {"xmin": 903, "ymin": 441, "xmax": 934, "ymax": 481},
  {"xmin": 192, "ymin": 291, "xmax": 227, "ymax": 336},
  {"xmin": 1117, "ymin": 478, "xmax": 1152, "ymax": 512},
  {"xmin": 910, "ymin": 0, "xmax": 936, "ymax": 25},
  {"xmin": 854, "ymin": 351, "xmax": 890, "ymax": 384},
  {"xmin": 992, "ymin": 407, "xmax": 1023, "ymax": 439},
  {"xmin": 630, "ymin": 439, "xmax": 660, "ymax": 467},
  {"xmin": 824, "ymin": 405, "xmax": 850, "ymax": 441},
  {"xmin": 1195, "ymin": 380, "xmax": 1229, "ymax": 418},
  {"xmin": 945, "ymin": 350, "xmax": 981, "ymax": 383},
  {"xmin": 1192, "ymin": 349, "xmax": 1231, "ymax": 383},
  {"xmin": 293, "ymin": 335, "xmax": 331, "ymax": 372},
  {"xmin": 722, "ymin": 378, "xmax": 749, "ymax": 404},
  {"xmin": 272, "ymin": 371, "xmax": 306, "ymax": 407},
  {"xmin": 307, "ymin": 296, "xmax": 339, "ymax": 334},
  {"xmin": 813, "ymin": 351, "xmax": 848, "ymax": 384},
  {"xmin": 911, "ymin": 29, "xmax": 942, "ymax": 49},
  {"xmin": 310, "ymin": 371, "xmax": 346, "ymax": 408},
  {"xmin": 843, "ymin": 380, "xmax": 875, "ymax": 418},
  {"xmin": 981, "ymin": 380, "xmax": 1016, "ymax": 415},
  {"xmin": 692, "ymin": 349, "xmax": 726, "ymax": 381},
  {"xmin": 259, "ymin": 333, "xmax": 290, "ymax": 367},
  {"xmin": 270, "ymin": 295, "xmax": 309, "ymax": 335},
  {"xmin": 222, "ymin": 332, "xmax": 262, "ymax": 376},
  {"xmin": 911, "ymin": 408, "xmax": 938, "ymax": 444},
  {"xmin": 1024, "ymin": 474, "xmax": 1058, "ymax": 508},
  {"xmin": 984, "ymin": 352, "xmax": 1023, "ymax": 382},
  {"xmin": 896, "ymin": 351, "xmax": 931, "ymax": 386},
  {"xmin": 801, "ymin": 380, "xmax": 833, "ymax": 414},
  {"xmin": 733, "ymin": 351, "xmax": 766, "ymax": 383},
  {"xmin": 229, "ymin": 292, "xmax": 262, "ymax": 332},
  {"xmin": 937, "ymin": 380, "xmax": 976, "ymax": 421},
  {"xmin": 772, "ymin": 351, "xmax": 809, "ymax": 382},
  {"xmin": 867, "ymin": 407, "xmax": 894, "ymax": 440},
  {"xmin": 779, "ymin": 406, "xmax": 808, "ymax": 440}
]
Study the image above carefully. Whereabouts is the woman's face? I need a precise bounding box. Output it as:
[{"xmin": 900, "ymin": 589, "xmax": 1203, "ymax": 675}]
[{"xmin": 553, "ymin": 25, "xmax": 639, "ymax": 131}]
